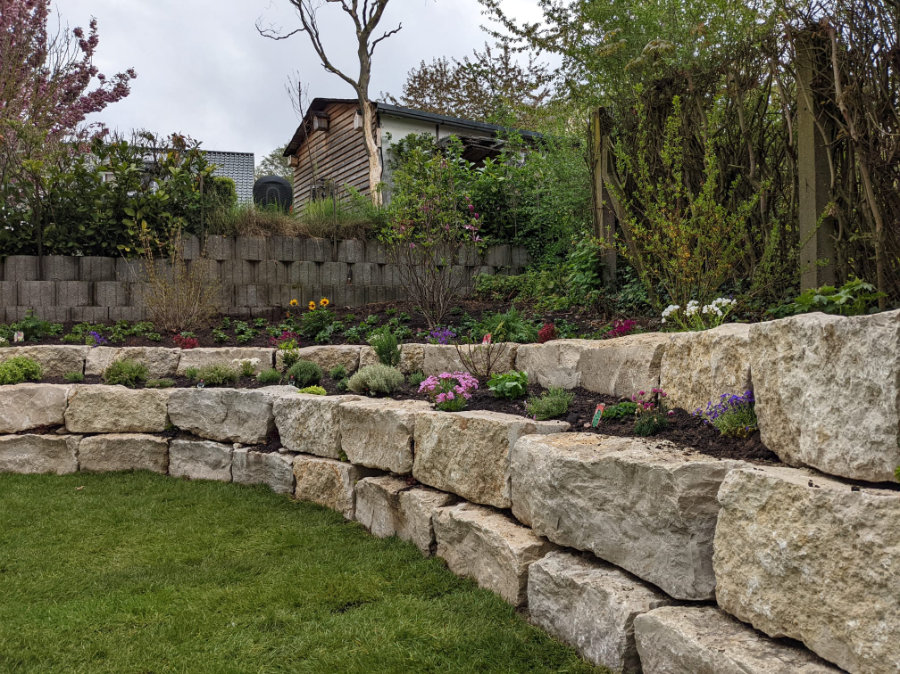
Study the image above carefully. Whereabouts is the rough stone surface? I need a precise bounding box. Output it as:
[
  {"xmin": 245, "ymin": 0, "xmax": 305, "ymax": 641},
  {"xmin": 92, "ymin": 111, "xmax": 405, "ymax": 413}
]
[
  {"xmin": 0, "ymin": 434, "xmax": 79, "ymax": 474},
  {"xmin": 0, "ymin": 384, "xmax": 70, "ymax": 433},
  {"xmin": 0, "ymin": 345, "xmax": 88, "ymax": 378},
  {"xmin": 273, "ymin": 393, "xmax": 361, "ymax": 458},
  {"xmin": 275, "ymin": 345, "xmax": 360, "ymax": 373},
  {"xmin": 168, "ymin": 388, "xmax": 279, "ymax": 444},
  {"xmin": 341, "ymin": 399, "xmax": 431, "ymax": 473},
  {"xmin": 422, "ymin": 343, "xmax": 518, "ymax": 376},
  {"xmin": 659, "ymin": 323, "xmax": 752, "ymax": 414},
  {"xmin": 169, "ymin": 439, "xmax": 233, "ymax": 481},
  {"xmin": 354, "ymin": 475, "xmax": 456, "ymax": 555},
  {"xmin": 65, "ymin": 385, "xmax": 170, "ymax": 433},
  {"xmin": 516, "ymin": 335, "xmax": 667, "ymax": 397},
  {"xmin": 78, "ymin": 434, "xmax": 168, "ymax": 474},
  {"xmin": 231, "ymin": 448, "xmax": 294, "ymax": 493},
  {"xmin": 359, "ymin": 343, "xmax": 425, "ymax": 374},
  {"xmin": 528, "ymin": 550, "xmax": 674, "ymax": 672},
  {"xmin": 433, "ymin": 502, "xmax": 555, "ymax": 606},
  {"xmin": 634, "ymin": 606, "xmax": 841, "ymax": 674},
  {"xmin": 292, "ymin": 455, "xmax": 377, "ymax": 519},
  {"xmin": 510, "ymin": 433, "xmax": 744, "ymax": 600},
  {"xmin": 413, "ymin": 410, "xmax": 568, "ymax": 509},
  {"xmin": 85, "ymin": 347, "xmax": 181, "ymax": 379},
  {"xmin": 748, "ymin": 310, "xmax": 900, "ymax": 482},
  {"xmin": 176, "ymin": 347, "xmax": 274, "ymax": 375},
  {"xmin": 714, "ymin": 465, "xmax": 900, "ymax": 673}
]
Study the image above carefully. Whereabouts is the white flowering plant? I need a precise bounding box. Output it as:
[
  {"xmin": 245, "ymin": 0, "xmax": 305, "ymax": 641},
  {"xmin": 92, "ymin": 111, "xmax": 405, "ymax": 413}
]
[{"xmin": 660, "ymin": 297, "xmax": 736, "ymax": 331}]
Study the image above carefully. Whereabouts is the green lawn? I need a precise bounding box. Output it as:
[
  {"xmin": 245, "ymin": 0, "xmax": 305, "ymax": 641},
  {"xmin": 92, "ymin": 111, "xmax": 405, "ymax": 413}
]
[{"xmin": 0, "ymin": 472, "xmax": 603, "ymax": 673}]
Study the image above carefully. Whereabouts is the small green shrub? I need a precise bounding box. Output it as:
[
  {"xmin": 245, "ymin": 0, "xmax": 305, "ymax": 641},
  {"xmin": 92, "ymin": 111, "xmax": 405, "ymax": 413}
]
[
  {"xmin": 63, "ymin": 371, "xmax": 85, "ymax": 383},
  {"xmin": 287, "ymin": 360, "xmax": 323, "ymax": 388},
  {"xmin": 487, "ymin": 370, "xmax": 529, "ymax": 399},
  {"xmin": 183, "ymin": 367, "xmax": 199, "ymax": 380},
  {"xmin": 632, "ymin": 389, "xmax": 670, "ymax": 436},
  {"xmin": 407, "ymin": 370, "xmax": 426, "ymax": 388},
  {"xmin": 601, "ymin": 401, "xmax": 638, "ymax": 420},
  {"xmin": 281, "ymin": 349, "xmax": 301, "ymax": 369},
  {"xmin": 299, "ymin": 305, "xmax": 339, "ymax": 344},
  {"xmin": 256, "ymin": 368, "xmax": 282, "ymax": 385},
  {"xmin": 336, "ymin": 377, "xmax": 349, "ymax": 392},
  {"xmin": 347, "ymin": 364, "xmax": 405, "ymax": 396},
  {"xmin": 526, "ymin": 388, "xmax": 574, "ymax": 420},
  {"xmin": 368, "ymin": 328, "xmax": 401, "ymax": 367},
  {"xmin": 102, "ymin": 359, "xmax": 148, "ymax": 388},
  {"xmin": 0, "ymin": 357, "xmax": 43, "ymax": 385},
  {"xmin": 473, "ymin": 307, "xmax": 538, "ymax": 343},
  {"xmin": 297, "ymin": 385, "xmax": 327, "ymax": 395},
  {"xmin": 190, "ymin": 364, "xmax": 239, "ymax": 387},
  {"xmin": 238, "ymin": 360, "xmax": 256, "ymax": 378},
  {"xmin": 328, "ymin": 364, "xmax": 347, "ymax": 380},
  {"xmin": 145, "ymin": 378, "xmax": 175, "ymax": 389}
]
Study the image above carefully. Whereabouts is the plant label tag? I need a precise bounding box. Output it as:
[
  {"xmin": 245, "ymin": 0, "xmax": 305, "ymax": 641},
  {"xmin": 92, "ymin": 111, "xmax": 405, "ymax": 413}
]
[{"xmin": 591, "ymin": 404, "xmax": 605, "ymax": 427}]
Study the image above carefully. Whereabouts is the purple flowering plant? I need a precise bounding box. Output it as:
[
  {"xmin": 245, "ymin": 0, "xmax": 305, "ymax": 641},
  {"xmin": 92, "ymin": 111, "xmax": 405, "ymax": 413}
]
[
  {"xmin": 418, "ymin": 371, "xmax": 479, "ymax": 412},
  {"xmin": 87, "ymin": 330, "xmax": 107, "ymax": 347},
  {"xmin": 427, "ymin": 327, "xmax": 456, "ymax": 345},
  {"xmin": 694, "ymin": 391, "xmax": 758, "ymax": 438}
]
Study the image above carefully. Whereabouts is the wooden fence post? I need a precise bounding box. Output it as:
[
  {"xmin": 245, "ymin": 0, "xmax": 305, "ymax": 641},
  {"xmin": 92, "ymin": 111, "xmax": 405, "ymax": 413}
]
[{"xmin": 589, "ymin": 107, "xmax": 617, "ymax": 287}]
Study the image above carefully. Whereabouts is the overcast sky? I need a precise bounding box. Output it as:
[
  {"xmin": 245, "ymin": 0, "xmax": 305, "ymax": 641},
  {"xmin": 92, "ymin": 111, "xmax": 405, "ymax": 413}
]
[{"xmin": 52, "ymin": 0, "xmax": 544, "ymax": 165}]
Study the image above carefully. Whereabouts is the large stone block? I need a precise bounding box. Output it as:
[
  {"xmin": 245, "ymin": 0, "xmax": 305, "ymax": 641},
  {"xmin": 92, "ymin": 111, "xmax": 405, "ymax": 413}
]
[
  {"xmin": 413, "ymin": 410, "xmax": 568, "ymax": 509},
  {"xmin": 511, "ymin": 433, "xmax": 744, "ymax": 600},
  {"xmin": 55, "ymin": 281, "xmax": 90, "ymax": 307},
  {"xmin": 358, "ymin": 343, "xmax": 425, "ymax": 375},
  {"xmin": 516, "ymin": 335, "xmax": 667, "ymax": 397},
  {"xmin": 69, "ymin": 307, "xmax": 109, "ymax": 324},
  {"xmin": 168, "ymin": 388, "xmax": 285, "ymax": 444},
  {"xmin": 78, "ymin": 434, "xmax": 168, "ymax": 474},
  {"xmin": 275, "ymin": 345, "xmax": 360, "ymax": 373},
  {"xmin": 292, "ymin": 455, "xmax": 377, "ymax": 519},
  {"xmin": 273, "ymin": 393, "xmax": 361, "ymax": 458},
  {"xmin": 85, "ymin": 346, "xmax": 181, "ymax": 379},
  {"xmin": 93, "ymin": 281, "xmax": 128, "ymax": 307},
  {"xmin": 232, "ymin": 448, "xmax": 294, "ymax": 494},
  {"xmin": 422, "ymin": 343, "xmax": 518, "ymax": 376},
  {"xmin": 0, "ymin": 434, "xmax": 80, "ymax": 474},
  {"xmin": 341, "ymin": 399, "xmax": 431, "ymax": 474},
  {"xmin": 65, "ymin": 385, "xmax": 170, "ymax": 433},
  {"xmin": 169, "ymin": 439, "xmax": 232, "ymax": 481},
  {"xmin": 433, "ymin": 502, "xmax": 554, "ymax": 606},
  {"xmin": 336, "ymin": 239, "xmax": 365, "ymax": 263},
  {"xmin": 634, "ymin": 606, "xmax": 840, "ymax": 674},
  {"xmin": 3, "ymin": 255, "xmax": 39, "ymax": 281},
  {"xmin": 528, "ymin": 551, "xmax": 674, "ymax": 672},
  {"xmin": 0, "ymin": 384, "xmax": 70, "ymax": 433},
  {"xmin": 0, "ymin": 345, "xmax": 88, "ymax": 378},
  {"xmin": 714, "ymin": 465, "xmax": 900, "ymax": 673},
  {"xmin": 176, "ymin": 347, "xmax": 274, "ymax": 375},
  {"xmin": 749, "ymin": 310, "xmax": 900, "ymax": 482},
  {"xmin": 79, "ymin": 257, "xmax": 117, "ymax": 282},
  {"xmin": 659, "ymin": 323, "xmax": 752, "ymax": 414}
]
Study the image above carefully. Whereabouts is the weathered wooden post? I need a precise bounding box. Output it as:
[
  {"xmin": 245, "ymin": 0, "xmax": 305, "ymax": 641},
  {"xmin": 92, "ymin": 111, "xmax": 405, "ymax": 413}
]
[
  {"xmin": 795, "ymin": 29, "xmax": 836, "ymax": 290},
  {"xmin": 589, "ymin": 107, "xmax": 617, "ymax": 287}
]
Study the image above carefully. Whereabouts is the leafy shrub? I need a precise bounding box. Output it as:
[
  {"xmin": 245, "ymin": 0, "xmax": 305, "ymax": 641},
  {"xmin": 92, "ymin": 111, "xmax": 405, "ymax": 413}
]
[
  {"xmin": 347, "ymin": 364, "xmax": 405, "ymax": 396},
  {"xmin": 473, "ymin": 307, "xmax": 538, "ymax": 344},
  {"xmin": 173, "ymin": 333, "xmax": 198, "ymax": 349},
  {"xmin": 600, "ymin": 401, "xmax": 638, "ymax": 420},
  {"xmin": 145, "ymin": 378, "xmax": 175, "ymax": 389},
  {"xmin": 419, "ymin": 372, "xmax": 479, "ymax": 411},
  {"xmin": 771, "ymin": 278, "xmax": 886, "ymax": 318},
  {"xmin": 102, "ymin": 359, "xmax": 148, "ymax": 388},
  {"xmin": 368, "ymin": 328, "xmax": 401, "ymax": 367},
  {"xmin": 526, "ymin": 388, "xmax": 574, "ymax": 420},
  {"xmin": 407, "ymin": 370, "xmax": 426, "ymax": 388},
  {"xmin": 237, "ymin": 360, "xmax": 257, "ymax": 378},
  {"xmin": 298, "ymin": 299, "xmax": 338, "ymax": 344},
  {"xmin": 63, "ymin": 371, "xmax": 85, "ymax": 383},
  {"xmin": 0, "ymin": 357, "xmax": 43, "ymax": 385},
  {"xmin": 183, "ymin": 367, "xmax": 199, "ymax": 380},
  {"xmin": 632, "ymin": 389, "xmax": 670, "ymax": 436},
  {"xmin": 0, "ymin": 311, "xmax": 63, "ymax": 342},
  {"xmin": 297, "ymin": 385, "xmax": 327, "ymax": 395},
  {"xmin": 256, "ymin": 368, "xmax": 282, "ymax": 385},
  {"xmin": 189, "ymin": 364, "xmax": 239, "ymax": 387},
  {"xmin": 286, "ymin": 360, "xmax": 323, "ymax": 388},
  {"xmin": 694, "ymin": 391, "xmax": 758, "ymax": 438},
  {"xmin": 328, "ymin": 365, "xmax": 347, "ymax": 380},
  {"xmin": 487, "ymin": 370, "xmax": 529, "ymax": 399}
]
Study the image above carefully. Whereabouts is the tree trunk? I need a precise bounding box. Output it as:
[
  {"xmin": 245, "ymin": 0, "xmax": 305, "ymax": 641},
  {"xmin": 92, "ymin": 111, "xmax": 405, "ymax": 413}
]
[{"xmin": 360, "ymin": 101, "xmax": 382, "ymax": 206}]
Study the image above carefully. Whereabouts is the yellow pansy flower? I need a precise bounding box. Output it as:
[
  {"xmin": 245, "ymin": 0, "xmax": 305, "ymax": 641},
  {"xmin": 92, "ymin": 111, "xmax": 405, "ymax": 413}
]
[
  {"xmin": 308, "ymin": 301, "xmax": 316, "ymax": 311},
  {"xmin": 319, "ymin": 297, "xmax": 329, "ymax": 307},
  {"xmin": 289, "ymin": 299, "xmax": 298, "ymax": 307}
]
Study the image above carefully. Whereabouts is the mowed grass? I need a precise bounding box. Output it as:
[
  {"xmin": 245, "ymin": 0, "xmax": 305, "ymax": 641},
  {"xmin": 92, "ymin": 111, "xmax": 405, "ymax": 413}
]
[{"xmin": 0, "ymin": 472, "xmax": 604, "ymax": 674}]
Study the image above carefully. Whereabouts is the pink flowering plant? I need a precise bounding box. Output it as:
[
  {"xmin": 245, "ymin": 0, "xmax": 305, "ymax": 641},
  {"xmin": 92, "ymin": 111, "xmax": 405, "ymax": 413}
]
[
  {"xmin": 418, "ymin": 371, "xmax": 479, "ymax": 412},
  {"xmin": 631, "ymin": 387, "xmax": 672, "ymax": 436}
]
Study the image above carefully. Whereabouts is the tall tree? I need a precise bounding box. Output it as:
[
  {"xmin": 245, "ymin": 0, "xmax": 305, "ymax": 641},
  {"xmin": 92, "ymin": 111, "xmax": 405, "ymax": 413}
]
[
  {"xmin": 256, "ymin": 145, "xmax": 293, "ymax": 181},
  {"xmin": 258, "ymin": 0, "xmax": 400, "ymax": 205}
]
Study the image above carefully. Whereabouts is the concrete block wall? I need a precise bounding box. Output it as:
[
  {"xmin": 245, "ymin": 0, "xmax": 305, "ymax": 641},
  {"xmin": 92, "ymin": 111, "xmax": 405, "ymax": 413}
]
[{"xmin": 0, "ymin": 236, "xmax": 528, "ymax": 323}]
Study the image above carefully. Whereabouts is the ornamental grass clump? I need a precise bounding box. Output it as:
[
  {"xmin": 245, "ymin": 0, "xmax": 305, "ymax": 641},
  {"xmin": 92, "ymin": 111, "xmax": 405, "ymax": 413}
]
[
  {"xmin": 347, "ymin": 364, "xmax": 405, "ymax": 396},
  {"xmin": 526, "ymin": 388, "xmax": 574, "ymax": 420},
  {"xmin": 694, "ymin": 391, "xmax": 758, "ymax": 438},
  {"xmin": 256, "ymin": 368, "xmax": 282, "ymax": 385},
  {"xmin": 419, "ymin": 371, "xmax": 479, "ymax": 411}
]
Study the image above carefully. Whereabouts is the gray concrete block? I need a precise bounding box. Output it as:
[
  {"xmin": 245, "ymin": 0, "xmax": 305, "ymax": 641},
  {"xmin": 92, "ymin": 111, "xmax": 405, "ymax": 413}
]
[
  {"xmin": 94, "ymin": 281, "xmax": 128, "ymax": 307},
  {"xmin": 266, "ymin": 235, "xmax": 295, "ymax": 261},
  {"xmin": 343, "ymin": 286, "xmax": 367, "ymax": 307},
  {"xmin": 8, "ymin": 306, "xmax": 68, "ymax": 322},
  {"xmin": 320, "ymin": 261, "xmax": 350, "ymax": 286},
  {"xmin": 349, "ymin": 262, "xmax": 381, "ymax": 286},
  {"xmin": 115, "ymin": 258, "xmax": 146, "ymax": 282},
  {"xmin": 258, "ymin": 260, "xmax": 290, "ymax": 286},
  {"xmin": 288, "ymin": 261, "xmax": 318, "ymax": 286},
  {"xmin": 128, "ymin": 283, "xmax": 152, "ymax": 308},
  {"xmin": 224, "ymin": 306, "xmax": 252, "ymax": 319},
  {"xmin": 337, "ymin": 239, "xmax": 366, "ymax": 263},
  {"xmin": 108, "ymin": 306, "xmax": 147, "ymax": 322},
  {"xmin": 299, "ymin": 238, "xmax": 331, "ymax": 262},
  {"xmin": 484, "ymin": 244, "xmax": 511, "ymax": 268},
  {"xmin": 187, "ymin": 259, "xmax": 220, "ymax": 284},
  {"xmin": 365, "ymin": 286, "xmax": 387, "ymax": 305},
  {"xmin": 70, "ymin": 306, "xmax": 110, "ymax": 323},
  {"xmin": 381, "ymin": 264, "xmax": 403, "ymax": 287},
  {"xmin": 17, "ymin": 281, "xmax": 55, "ymax": 306},
  {"xmin": 458, "ymin": 245, "xmax": 480, "ymax": 266},
  {"xmin": 203, "ymin": 235, "xmax": 234, "ymax": 260},
  {"xmin": 3, "ymin": 256, "xmax": 39, "ymax": 281},
  {"xmin": 250, "ymin": 306, "xmax": 280, "ymax": 320},
  {"xmin": 267, "ymin": 285, "xmax": 295, "ymax": 308},
  {"xmin": 365, "ymin": 241, "xmax": 388, "ymax": 264},
  {"xmin": 234, "ymin": 284, "xmax": 268, "ymax": 307},
  {"xmin": 41, "ymin": 256, "xmax": 79, "ymax": 281},
  {"xmin": 235, "ymin": 236, "xmax": 266, "ymax": 261},
  {"xmin": 511, "ymin": 247, "xmax": 529, "ymax": 268},
  {"xmin": 318, "ymin": 285, "xmax": 341, "ymax": 307},
  {"xmin": 0, "ymin": 281, "xmax": 16, "ymax": 307},
  {"xmin": 79, "ymin": 257, "xmax": 116, "ymax": 281},
  {"xmin": 55, "ymin": 281, "xmax": 91, "ymax": 307},
  {"xmin": 178, "ymin": 235, "xmax": 201, "ymax": 260},
  {"xmin": 474, "ymin": 265, "xmax": 495, "ymax": 277}
]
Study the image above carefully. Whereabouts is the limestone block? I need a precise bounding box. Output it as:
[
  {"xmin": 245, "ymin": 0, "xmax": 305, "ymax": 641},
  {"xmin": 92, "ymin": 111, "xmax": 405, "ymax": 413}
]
[
  {"xmin": 176, "ymin": 347, "xmax": 274, "ymax": 375},
  {"xmin": 634, "ymin": 606, "xmax": 841, "ymax": 674},
  {"xmin": 169, "ymin": 439, "xmax": 232, "ymax": 481},
  {"xmin": 714, "ymin": 465, "xmax": 900, "ymax": 673},
  {"xmin": 0, "ymin": 434, "xmax": 79, "ymax": 474},
  {"xmin": 85, "ymin": 346, "xmax": 181, "ymax": 379},
  {"xmin": 433, "ymin": 502, "xmax": 555, "ymax": 606},
  {"xmin": 515, "ymin": 334, "xmax": 667, "ymax": 397},
  {"xmin": 528, "ymin": 550, "xmax": 674, "ymax": 672},
  {"xmin": 276, "ymin": 345, "xmax": 360, "ymax": 373},
  {"xmin": 78, "ymin": 434, "xmax": 168, "ymax": 474},
  {"xmin": 0, "ymin": 383, "xmax": 70, "ymax": 433},
  {"xmin": 413, "ymin": 410, "xmax": 568, "ymax": 509},
  {"xmin": 273, "ymin": 393, "xmax": 361, "ymax": 458},
  {"xmin": 292, "ymin": 455, "xmax": 377, "ymax": 519},
  {"xmin": 510, "ymin": 433, "xmax": 744, "ymax": 600},
  {"xmin": 422, "ymin": 343, "xmax": 518, "ymax": 376},
  {"xmin": 232, "ymin": 448, "xmax": 294, "ymax": 494},
  {"xmin": 340, "ymin": 399, "xmax": 431, "ymax": 474},
  {"xmin": 65, "ymin": 385, "xmax": 170, "ymax": 433},
  {"xmin": 359, "ymin": 342, "xmax": 425, "ymax": 374},
  {"xmin": 748, "ymin": 310, "xmax": 900, "ymax": 482},
  {"xmin": 658, "ymin": 323, "xmax": 752, "ymax": 414},
  {"xmin": 168, "ymin": 388, "xmax": 281, "ymax": 444},
  {"xmin": 0, "ymin": 345, "xmax": 88, "ymax": 378}
]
